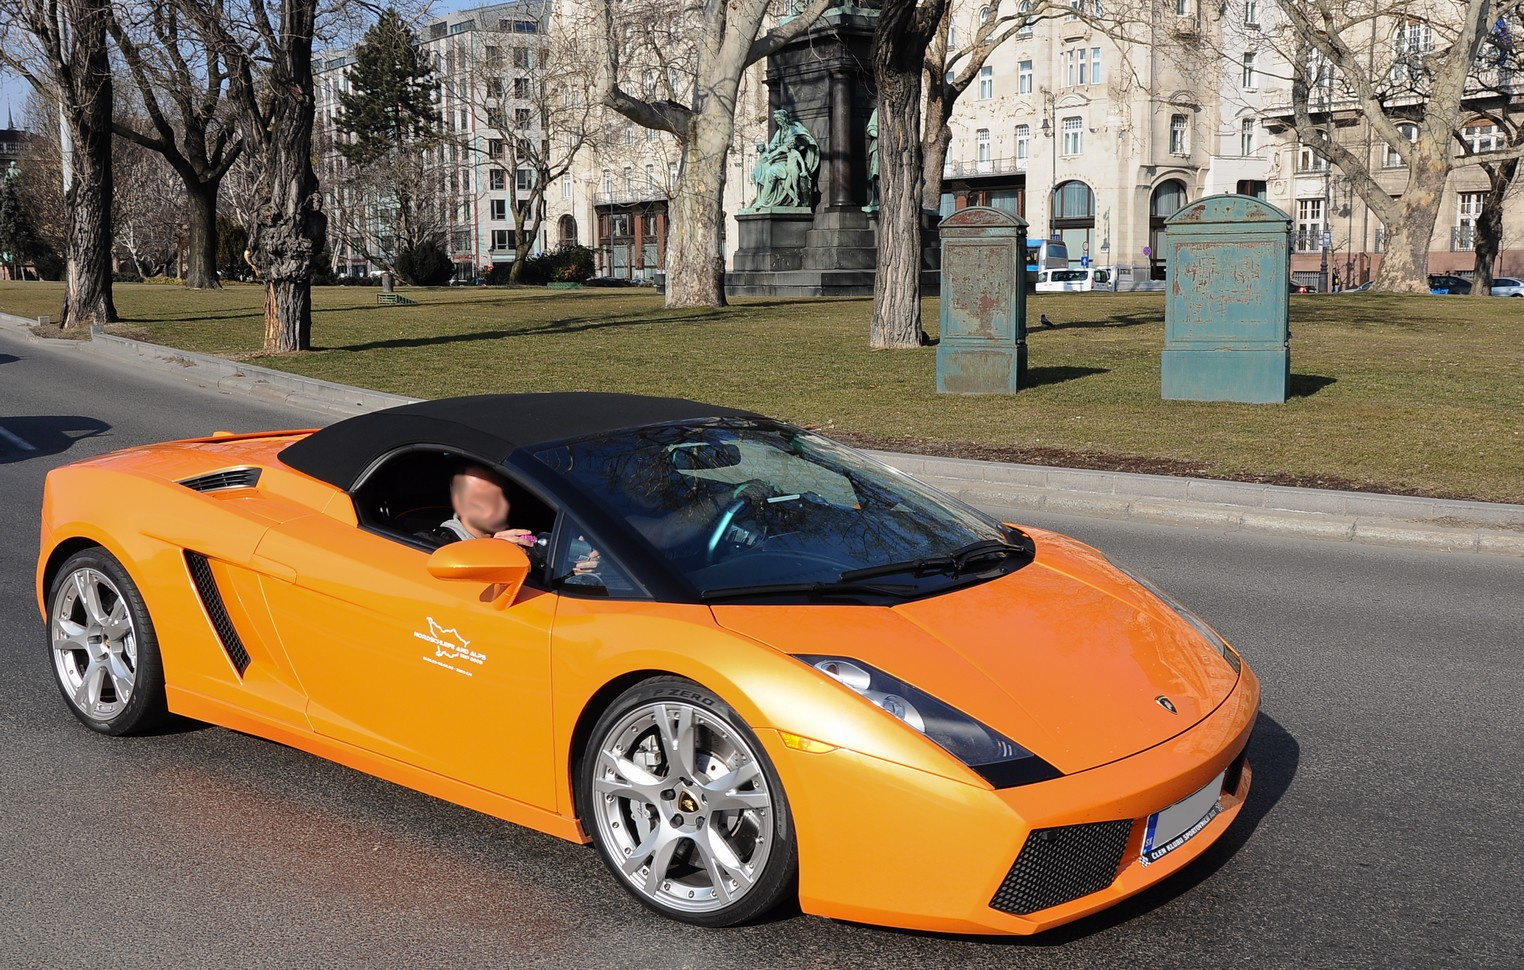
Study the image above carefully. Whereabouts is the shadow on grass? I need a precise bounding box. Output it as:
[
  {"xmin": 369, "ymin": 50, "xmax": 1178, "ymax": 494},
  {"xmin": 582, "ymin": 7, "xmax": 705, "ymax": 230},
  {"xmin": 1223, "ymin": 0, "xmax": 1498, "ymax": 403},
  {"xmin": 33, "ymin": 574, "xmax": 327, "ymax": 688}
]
[
  {"xmin": 1031, "ymin": 310, "xmax": 1162, "ymax": 330},
  {"xmin": 1288, "ymin": 373, "xmax": 1337, "ymax": 398},
  {"xmin": 1025, "ymin": 365, "xmax": 1108, "ymax": 387},
  {"xmin": 319, "ymin": 308, "xmax": 735, "ymax": 353}
]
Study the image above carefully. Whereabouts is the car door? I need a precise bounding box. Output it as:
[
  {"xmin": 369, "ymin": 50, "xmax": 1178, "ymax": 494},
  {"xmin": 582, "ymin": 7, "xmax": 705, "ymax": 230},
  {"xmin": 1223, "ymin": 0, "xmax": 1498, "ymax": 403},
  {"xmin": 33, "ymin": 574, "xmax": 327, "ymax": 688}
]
[{"xmin": 251, "ymin": 511, "xmax": 558, "ymax": 810}]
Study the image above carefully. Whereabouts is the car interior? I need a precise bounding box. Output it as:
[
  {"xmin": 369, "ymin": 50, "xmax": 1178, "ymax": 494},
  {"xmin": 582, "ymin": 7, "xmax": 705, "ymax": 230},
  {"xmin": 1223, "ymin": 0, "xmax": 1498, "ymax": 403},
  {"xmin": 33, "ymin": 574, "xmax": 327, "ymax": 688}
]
[{"xmin": 350, "ymin": 447, "xmax": 557, "ymax": 548}]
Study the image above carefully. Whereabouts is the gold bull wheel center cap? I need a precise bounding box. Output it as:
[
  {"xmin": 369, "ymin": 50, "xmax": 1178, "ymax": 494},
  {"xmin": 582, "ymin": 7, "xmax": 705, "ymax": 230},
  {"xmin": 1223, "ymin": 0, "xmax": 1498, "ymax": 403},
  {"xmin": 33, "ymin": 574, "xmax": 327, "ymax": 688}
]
[{"xmin": 677, "ymin": 791, "xmax": 700, "ymax": 814}]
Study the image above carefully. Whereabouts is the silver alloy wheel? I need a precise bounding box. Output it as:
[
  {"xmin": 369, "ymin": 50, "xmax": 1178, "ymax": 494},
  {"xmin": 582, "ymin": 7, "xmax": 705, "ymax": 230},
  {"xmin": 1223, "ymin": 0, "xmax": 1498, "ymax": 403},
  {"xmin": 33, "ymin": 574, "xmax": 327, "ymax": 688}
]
[
  {"xmin": 50, "ymin": 566, "xmax": 138, "ymax": 722},
  {"xmin": 588, "ymin": 700, "xmax": 776, "ymax": 914}
]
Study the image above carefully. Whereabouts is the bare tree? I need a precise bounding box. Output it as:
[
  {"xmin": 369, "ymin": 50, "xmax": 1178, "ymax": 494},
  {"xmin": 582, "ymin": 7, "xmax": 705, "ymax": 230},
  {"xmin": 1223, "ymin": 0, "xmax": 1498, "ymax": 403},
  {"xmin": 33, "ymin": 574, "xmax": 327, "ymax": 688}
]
[
  {"xmin": 462, "ymin": 11, "xmax": 600, "ymax": 280},
  {"xmin": 870, "ymin": 0, "xmax": 948, "ymax": 349},
  {"xmin": 0, "ymin": 0, "xmax": 117, "ymax": 328},
  {"xmin": 106, "ymin": 2, "xmax": 243, "ymax": 289},
  {"xmin": 174, "ymin": 0, "xmax": 326, "ymax": 351},
  {"xmin": 1241, "ymin": 0, "xmax": 1524, "ymax": 292},
  {"xmin": 592, "ymin": 0, "xmax": 834, "ymax": 308},
  {"xmin": 112, "ymin": 129, "xmax": 186, "ymax": 277}
]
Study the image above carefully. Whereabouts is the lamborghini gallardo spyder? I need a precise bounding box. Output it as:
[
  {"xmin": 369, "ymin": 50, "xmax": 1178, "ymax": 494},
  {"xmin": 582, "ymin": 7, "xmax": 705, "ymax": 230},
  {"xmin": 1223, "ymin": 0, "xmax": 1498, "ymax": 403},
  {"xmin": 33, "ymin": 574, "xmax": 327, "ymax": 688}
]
[{"xmin": 37, "ymin": 393, "xmax": 1259, "ymax": 934}]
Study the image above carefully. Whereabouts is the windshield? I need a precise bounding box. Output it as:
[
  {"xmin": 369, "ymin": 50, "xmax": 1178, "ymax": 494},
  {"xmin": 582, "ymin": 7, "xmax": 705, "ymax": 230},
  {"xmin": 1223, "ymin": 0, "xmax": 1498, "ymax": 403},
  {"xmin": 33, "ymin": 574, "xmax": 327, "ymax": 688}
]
[{"xmin": 534, "ymin": 421, "xmax": 1023, "ymax": 598}]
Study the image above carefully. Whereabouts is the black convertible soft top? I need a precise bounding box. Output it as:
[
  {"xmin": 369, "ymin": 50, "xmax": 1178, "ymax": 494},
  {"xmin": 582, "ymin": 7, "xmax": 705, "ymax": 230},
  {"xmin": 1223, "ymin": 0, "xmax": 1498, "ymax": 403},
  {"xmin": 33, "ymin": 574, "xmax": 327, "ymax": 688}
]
[{"xmin": 278, "ymin": 392, "xmax": 761, "ymax": 490}]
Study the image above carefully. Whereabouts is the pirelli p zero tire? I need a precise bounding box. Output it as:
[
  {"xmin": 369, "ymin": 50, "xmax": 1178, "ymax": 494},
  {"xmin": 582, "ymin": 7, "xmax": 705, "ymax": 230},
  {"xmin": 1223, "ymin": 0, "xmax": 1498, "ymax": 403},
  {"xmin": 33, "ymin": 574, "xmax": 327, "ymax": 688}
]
[
  {"xmin": 47, "ymin": 548, "xmax": 168, "ymax": 736},
  {"xmin": 578, "ymin": 677, "xmax": 797, "ymax": 927}
]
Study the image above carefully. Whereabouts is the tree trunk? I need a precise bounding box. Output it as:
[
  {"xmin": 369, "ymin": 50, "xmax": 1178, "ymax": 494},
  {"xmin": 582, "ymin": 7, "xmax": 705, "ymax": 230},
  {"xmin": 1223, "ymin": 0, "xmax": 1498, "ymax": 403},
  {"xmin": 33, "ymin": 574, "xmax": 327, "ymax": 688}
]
[
  {"xmin": 1372, "ymin": 149, "xmax": 1447, "ymax": 293},
  {"xmin": 58, "ymin": 0, "xmax": 117, "ymax": 330},
  {"xmin": 1471, "ymin": 158, "xmax": 1517, "ymax": 296},
  {"xmin": 869, "ymin": 0, "xmax": 943, "ymax": 349},
  {"xmin": 183, "ymin": 181, "xmax": 222, "ymax": 289},
  {"xmin": 665, "ymin": 112, "xmax": 732, "ymax": 309},
  {"xmin": 919, "ymin": 95, "xmax": 952, "ymax": 214},
  {"xmin": 264, "ymin": 278, "xmax": 312, "ymax": 352}
]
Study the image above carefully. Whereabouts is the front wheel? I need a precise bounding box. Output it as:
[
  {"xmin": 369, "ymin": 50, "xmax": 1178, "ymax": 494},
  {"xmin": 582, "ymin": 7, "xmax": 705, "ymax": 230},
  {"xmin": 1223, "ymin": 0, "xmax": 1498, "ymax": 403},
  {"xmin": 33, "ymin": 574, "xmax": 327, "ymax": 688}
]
[
  {"xmin": 578, "ymin": 677, "xmax": 797, "ymax": 926},
  {"xmin": 47, "ymin": 548, "xmax": 168, "ymax": 735}
]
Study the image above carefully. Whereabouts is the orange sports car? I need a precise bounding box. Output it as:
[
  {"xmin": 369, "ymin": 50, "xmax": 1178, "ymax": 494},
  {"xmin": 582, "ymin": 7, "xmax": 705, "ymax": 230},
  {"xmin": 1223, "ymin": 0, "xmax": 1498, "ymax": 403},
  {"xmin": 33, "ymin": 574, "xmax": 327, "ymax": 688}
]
[{"xmin": 37, "ymin": 393, "xmax": 1258, "ymax": 935}]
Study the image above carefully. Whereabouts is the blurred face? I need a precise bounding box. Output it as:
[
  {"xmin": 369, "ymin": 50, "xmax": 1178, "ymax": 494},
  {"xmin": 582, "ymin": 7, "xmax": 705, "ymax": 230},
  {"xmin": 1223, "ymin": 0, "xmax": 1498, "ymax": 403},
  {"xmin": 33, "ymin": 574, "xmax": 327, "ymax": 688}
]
[{"xmin": 451, "ymin": 467, "xmax": 511, "ymax": 538}]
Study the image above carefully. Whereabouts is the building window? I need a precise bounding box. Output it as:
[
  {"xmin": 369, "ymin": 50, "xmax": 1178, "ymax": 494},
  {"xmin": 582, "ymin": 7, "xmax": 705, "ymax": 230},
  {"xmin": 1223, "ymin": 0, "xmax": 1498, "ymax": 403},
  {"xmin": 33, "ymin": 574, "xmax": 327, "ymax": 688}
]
[
  {"xmin": 1240, "ymin": 118, "xmax": 1255, "ymax": 156},
  {"xmin": 516, "ymin": 168, "xmax": 533, "ymax": 191},
  {"xmin": 513, "ymin": 46, "xmax": 530, "ymax": 69},
  {"xmin": 561, "ymin": 175, "xmax": 572, "ymax": 200},
  {"xmin": 515, "ymin": 108, "xmax": 532, "ymax": 128},
  {"xmin": 1175, "ymin": 0, "xmax": 1189, "ymax": 14},
  {"xmin": 978, "ymin": 5, "xmax": 992, "ymax": 23},
  {"xmin": 623, "ymin": 166, "xmax": 632, "ymax": 192},
  {"xmin": 1464, "ymin": 121, "xmax": 1500, "ymax": 154},
  {"xmin": 1458, "ymin": 191, "xmax": 1484, "ymax": 233},
  {"xmin": 1392, "ymin": 19, "xmax": 1434, "ymax": 82},
  {"xmin": 1295, "ymin": 199, "xmax": 1324, "ymax": 252},
  {"xmin": 491, "ymin": 229, "xmax": 510, "ymax": 251},
  {"xmin": 978, "ymin": 66, "xmax": 993, "ymax": 100},
  {"xmin": 514, "ymin": 77, "xmax": 532, "ymax": 99},
  {"xmin": 1016, "ymin": 124, "xmax": 1031, "ymax": 165},
  {"xmin": 489, "ymin": 168, "xmax": 506, "ymax": 191},
  {"xmin": 976, "ymin": 128, "xmax": 991, "ymax": 163},
  {"xmin": 1242, "ymin": 52, "xmax": 1256, "ymax": 88},
  {"xmin": 487, "ymin": 138, "xmax": 504, "ymax": 159},
  {"xmin": 1169, "ymin": 114, "xmax": 1188, "ymax": 155},
  {"xmin": 490, "ymin": 199, "xmax": 507, "ymax": 220},
  {"xmin": 1385, "ymin": 123, "xmax": 1418, "ymax": 166},
  {"xmin": 948, "ymin": 23, "xmax": 957, "ymax": 47},
  {"xmin": 1019, "ymin": 60, "xmax": 1033, "ymax": 94},
  {"xmin": 1061, "ymin": 116, "xmax": 1082, "ymax": 156},
  {"xmin": 1298, "ymin": 135, "xmax": 1329, "ymax": 171},
  {"xmin": 1091, "ymin": 48, "xmax": 1103, "ymax": 84},
  {"xmin": 1018, "ymin": 1, "xmax": 1034, "ymax": 36},
  {"xmin": 1244, "ymin": 0, "xmax": 1258, "ymax": 25},
  {"xmin": 1236, "ymin": 179, "xmax": 1267, "ymax": 200}
]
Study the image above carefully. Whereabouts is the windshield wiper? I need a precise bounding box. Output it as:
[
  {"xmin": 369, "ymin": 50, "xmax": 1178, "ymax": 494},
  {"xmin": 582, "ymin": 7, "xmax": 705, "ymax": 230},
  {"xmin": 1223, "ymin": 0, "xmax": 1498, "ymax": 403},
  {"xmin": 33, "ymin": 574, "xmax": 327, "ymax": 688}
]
[
  {"xmin": 700, "ymin": 580, "xmax": 918, "ymax": 601},
  {"xmin": 838, "ymin": 538, "xmax": 1026, "ymax": 583}
]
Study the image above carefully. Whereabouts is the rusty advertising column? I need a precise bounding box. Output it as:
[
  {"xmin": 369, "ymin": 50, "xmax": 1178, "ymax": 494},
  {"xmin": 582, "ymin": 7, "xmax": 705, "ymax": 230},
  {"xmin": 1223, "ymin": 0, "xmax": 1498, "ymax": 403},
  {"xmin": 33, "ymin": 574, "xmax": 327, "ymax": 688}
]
[
  {"xmin": 1161, "ymin": 195, "xmax": 1292, "ymax": 403},
  {"xmin": 936, "ymin": 206, "xmax": 1028, "ymax": 394}
]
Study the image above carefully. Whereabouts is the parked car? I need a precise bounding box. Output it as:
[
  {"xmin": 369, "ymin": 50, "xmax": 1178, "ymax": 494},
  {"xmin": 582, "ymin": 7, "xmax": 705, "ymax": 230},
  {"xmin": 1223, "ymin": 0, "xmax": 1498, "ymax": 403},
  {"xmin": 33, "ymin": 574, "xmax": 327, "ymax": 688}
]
[
  {"xmin": 1428, "ymin": 274, "xmax": 1473, "ymax": 295},
  {"xmin": 1290, "ymin": 280, "xmax": 1314, "ymax": 293},
  {"xmin": 1490, "ymin": 277, "xmax": 1524, "ymax": 297},
  {"xmin": 1346, "ymin": 280, "xmax": 1374, "ymax": 292}
]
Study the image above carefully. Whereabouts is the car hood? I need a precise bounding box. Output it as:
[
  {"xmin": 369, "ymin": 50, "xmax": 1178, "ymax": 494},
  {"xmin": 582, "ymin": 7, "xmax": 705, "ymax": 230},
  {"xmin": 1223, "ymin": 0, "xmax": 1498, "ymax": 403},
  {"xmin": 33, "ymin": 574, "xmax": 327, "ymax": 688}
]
[{"xmin": 709, "ymin": 540, "xmax": 1240, "ymax": 775}]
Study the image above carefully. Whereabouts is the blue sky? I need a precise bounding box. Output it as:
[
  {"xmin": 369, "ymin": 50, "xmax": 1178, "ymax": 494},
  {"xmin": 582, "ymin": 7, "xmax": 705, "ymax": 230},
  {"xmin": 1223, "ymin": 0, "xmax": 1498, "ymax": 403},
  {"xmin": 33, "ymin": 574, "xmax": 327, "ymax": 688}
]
[{"xmin": 0, "ymin": 2, "xmax": 487, "ymax": 131}]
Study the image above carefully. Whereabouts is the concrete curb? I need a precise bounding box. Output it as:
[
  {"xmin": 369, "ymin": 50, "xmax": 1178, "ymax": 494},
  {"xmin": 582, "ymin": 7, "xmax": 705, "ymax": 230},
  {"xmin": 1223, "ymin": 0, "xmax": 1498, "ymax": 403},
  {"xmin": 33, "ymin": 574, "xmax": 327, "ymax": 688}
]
[{"xmin": 6, "ymin": 307, "xmax": 1523, "ymax": 558}]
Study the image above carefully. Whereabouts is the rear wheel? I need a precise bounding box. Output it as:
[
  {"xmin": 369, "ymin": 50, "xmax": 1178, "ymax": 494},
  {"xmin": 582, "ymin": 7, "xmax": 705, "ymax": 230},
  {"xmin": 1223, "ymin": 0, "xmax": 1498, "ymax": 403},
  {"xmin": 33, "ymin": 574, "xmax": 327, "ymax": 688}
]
[
  {"xmin": 47, "ymin": 548, "xmax": 168, "ymax": 735},
  {"xmin": 578, "ymin": 677, "xmax": 796, "ymax": 926}
]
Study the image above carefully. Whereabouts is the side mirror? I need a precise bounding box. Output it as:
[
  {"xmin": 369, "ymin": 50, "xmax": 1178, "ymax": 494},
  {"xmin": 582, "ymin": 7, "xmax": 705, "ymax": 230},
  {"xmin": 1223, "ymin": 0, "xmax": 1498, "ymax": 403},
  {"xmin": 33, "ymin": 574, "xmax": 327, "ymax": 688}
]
[{"xmin": 427, "ymin": 539, "xmax": 531, "ymax": 602}]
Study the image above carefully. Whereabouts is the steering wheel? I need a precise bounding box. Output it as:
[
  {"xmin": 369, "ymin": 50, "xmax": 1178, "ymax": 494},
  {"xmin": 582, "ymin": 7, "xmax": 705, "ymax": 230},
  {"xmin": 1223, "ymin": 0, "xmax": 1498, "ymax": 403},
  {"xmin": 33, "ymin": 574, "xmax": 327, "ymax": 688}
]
[{"xmin": 704, "ymin": 481, "xmax": 773, "ymax": 563}]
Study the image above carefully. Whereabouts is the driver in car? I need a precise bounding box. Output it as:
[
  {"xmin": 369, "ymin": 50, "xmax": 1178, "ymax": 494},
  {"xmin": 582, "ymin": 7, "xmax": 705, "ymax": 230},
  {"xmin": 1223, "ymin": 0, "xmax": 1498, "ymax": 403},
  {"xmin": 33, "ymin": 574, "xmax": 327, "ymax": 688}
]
[{"xmin": 417, "ymin": 464, "xmax": 601, "ymax": 578}]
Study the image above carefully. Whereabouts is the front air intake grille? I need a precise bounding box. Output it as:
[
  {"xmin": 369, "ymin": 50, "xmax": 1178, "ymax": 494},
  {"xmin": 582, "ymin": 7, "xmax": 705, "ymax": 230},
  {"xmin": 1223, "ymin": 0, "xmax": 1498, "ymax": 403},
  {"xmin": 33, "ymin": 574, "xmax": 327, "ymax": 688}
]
[
  {"xmin": 184, "ymin": 551, "xmax": 250, "ymax": 676},
  {"xmin": 179, "ymin": 468, "xmax": 261, "ymax": 492},
  {"xmin": 990, "ymin": 819, "xmax": 1134, "ymax": 915}
]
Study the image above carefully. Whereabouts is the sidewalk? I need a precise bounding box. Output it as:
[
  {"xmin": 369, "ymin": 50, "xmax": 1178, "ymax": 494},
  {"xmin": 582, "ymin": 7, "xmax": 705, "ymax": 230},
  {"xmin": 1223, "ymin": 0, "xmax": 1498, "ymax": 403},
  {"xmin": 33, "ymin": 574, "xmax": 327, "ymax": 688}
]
[{"xmin": 5, "ymin": 308, "xmax": 1523, "ymax": 558}]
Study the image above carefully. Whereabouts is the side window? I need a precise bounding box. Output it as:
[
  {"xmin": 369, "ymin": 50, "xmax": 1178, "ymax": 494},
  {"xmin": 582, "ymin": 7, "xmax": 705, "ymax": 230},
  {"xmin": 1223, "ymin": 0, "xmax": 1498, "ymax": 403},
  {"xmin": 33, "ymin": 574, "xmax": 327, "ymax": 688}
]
[{"xmin": 551, "ymin": 514, "xmax": 643, "ymax": 598}]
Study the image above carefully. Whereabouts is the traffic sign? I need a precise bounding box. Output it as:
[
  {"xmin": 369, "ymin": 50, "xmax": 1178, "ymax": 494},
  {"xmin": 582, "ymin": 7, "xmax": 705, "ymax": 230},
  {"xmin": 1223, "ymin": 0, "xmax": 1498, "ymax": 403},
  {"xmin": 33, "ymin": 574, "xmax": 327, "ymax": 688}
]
[{"xmin": 1080, "ymin": 255, "xmax": 1090, "ymax": 268}]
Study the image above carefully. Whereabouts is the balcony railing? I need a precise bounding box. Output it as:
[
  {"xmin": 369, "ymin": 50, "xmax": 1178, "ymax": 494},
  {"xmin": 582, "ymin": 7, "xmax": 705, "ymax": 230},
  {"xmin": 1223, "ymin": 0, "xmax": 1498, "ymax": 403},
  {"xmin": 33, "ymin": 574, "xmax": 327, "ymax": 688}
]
[
  {"xmin": 594, "ymin": 187, "xmax": 668, "ymax": 205},
  {"xmin": 943, "ymin": 156, "xmax": 1024, "ymax": 177},
  {"xmin": 1451, "ymin": 225, "xmax": 1476, "ymax": 251},
  {"xmin": 1291, "ymin": 228, "xmax": 1325, "ymax": 253}
]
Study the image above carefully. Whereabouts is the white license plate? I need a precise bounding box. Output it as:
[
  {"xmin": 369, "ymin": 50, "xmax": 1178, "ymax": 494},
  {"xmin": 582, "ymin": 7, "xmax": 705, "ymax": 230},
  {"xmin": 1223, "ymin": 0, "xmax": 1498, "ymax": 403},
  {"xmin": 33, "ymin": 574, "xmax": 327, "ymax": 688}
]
[{"xmin": 1140, "ymin": 771, "xmax": 1224, "ymax": 866}]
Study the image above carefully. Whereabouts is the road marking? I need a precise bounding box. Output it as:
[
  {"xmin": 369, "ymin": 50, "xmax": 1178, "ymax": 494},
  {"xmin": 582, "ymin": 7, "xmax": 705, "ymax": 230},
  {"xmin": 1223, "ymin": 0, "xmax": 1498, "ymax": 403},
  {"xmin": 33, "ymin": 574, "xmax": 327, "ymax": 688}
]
[{"xmin": 0, "ymin": 425, "xmax": 37, "ymax": 452}]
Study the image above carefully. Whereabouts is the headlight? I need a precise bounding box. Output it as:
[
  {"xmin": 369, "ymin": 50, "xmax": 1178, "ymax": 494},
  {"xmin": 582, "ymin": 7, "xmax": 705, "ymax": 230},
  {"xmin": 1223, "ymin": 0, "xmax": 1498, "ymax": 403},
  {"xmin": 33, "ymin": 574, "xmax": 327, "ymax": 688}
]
[
  {"xmin": 1107, "ymin": 559, "xmax": 1242, "ymax": 673},
  {"xmin": 795, "ymin": 655, "xmax": 1060, "ymax": 788}
]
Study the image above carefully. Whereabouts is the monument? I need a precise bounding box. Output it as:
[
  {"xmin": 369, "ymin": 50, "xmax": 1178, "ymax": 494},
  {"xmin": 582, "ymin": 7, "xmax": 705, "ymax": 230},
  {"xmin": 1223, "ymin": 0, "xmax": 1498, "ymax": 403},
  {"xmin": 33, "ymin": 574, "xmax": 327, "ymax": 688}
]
[{"xmin": 727, "ymin": 6, "xmax": 883, "ymax": 297}]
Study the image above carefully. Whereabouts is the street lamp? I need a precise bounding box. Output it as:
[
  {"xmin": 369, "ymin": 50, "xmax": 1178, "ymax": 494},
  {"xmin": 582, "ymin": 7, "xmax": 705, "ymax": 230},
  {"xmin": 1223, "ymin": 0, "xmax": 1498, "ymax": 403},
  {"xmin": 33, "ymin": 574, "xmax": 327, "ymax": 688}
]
[
  {"xmin": 1318, "ymin": 66, "xmax": 1332, "ymax": 294},
  {"xmin": 1038, "ymin": 90, "xmax": 1056, "ymax": 236}
]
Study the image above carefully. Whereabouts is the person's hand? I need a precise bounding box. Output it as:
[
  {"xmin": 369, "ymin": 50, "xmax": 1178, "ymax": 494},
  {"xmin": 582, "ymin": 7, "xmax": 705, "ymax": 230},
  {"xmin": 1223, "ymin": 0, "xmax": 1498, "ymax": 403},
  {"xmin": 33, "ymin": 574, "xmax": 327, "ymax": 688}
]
[
  {"xmin": 494, "ymin": 528, "xmax": 537, "ymax": 547},
  {"xmin": 573, "ymin": 541, "xmax": 601, "ymax": 574}
]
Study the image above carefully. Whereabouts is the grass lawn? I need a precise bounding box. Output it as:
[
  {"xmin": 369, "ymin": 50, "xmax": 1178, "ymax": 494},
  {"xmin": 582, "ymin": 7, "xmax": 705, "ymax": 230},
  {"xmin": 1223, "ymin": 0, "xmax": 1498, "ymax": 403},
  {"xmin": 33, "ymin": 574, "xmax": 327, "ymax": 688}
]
[{"xmin": 4, "ymin": 280, "xmax": 1522, "ymax": 503}]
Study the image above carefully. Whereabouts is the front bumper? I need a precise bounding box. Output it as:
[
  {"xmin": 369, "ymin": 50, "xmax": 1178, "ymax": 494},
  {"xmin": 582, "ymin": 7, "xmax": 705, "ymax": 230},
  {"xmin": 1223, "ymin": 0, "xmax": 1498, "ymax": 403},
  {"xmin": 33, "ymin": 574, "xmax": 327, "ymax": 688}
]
[{"xmin": 764, "ymin": 667, "xmax": 1259, "ymax": 935}]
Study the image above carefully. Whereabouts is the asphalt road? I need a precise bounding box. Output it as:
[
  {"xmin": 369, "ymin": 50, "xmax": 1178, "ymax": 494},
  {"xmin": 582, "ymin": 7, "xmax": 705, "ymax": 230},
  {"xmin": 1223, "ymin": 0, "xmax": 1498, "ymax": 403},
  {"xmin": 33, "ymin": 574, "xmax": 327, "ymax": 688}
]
[{"xmin": 3, "ymin": 329, "xmax": 1522, "ymax": 969}]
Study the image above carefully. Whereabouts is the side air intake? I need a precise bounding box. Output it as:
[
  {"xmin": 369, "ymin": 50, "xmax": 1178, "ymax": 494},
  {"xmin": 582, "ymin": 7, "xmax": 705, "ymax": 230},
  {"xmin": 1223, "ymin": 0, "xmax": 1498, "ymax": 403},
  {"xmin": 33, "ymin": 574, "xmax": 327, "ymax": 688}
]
[
  {"xmin": 184, "ymin": 551, "xmax": 251, "ymax": 676},
  {"xmin": 179, "ymin": 468, "xmax": 262, "ymax": 492}
]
